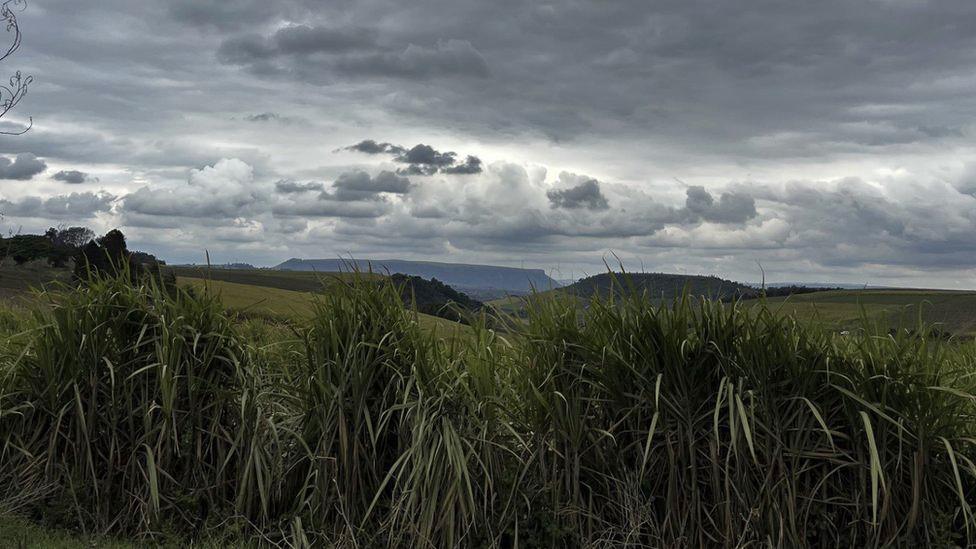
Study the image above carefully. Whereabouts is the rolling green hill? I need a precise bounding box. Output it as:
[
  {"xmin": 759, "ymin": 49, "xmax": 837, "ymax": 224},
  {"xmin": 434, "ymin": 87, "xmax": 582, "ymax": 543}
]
[
  {"xmin": 759, "ymin": 288, "xmax": 976, "ymax": 337},
  {"xmin": 169, "ymin": 267, "xmax": 483, "ymax": 324},
  {"xmin": 558, "ymin": 272, "xmax": 757, "ymax": 301},
  {"xmin": 0, "ymin": 261, "xmax": 71, "ymax": 302},
  {"xmin": 491, "ymin": 274, "xmax": 976, "ymax": 338},
  {"xmin": 165, "ymin": 266, "xmax": 377, "ymax": 293},
  {"xmin": 178, "ymin": 277, "xmax": 471, "ymax": 336}
]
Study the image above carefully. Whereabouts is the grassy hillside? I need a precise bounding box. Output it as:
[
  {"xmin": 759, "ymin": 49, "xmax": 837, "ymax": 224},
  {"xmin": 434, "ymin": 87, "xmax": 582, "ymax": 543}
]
[
  {"xmin": 166, "ymin": 265, "xmax": 377, "ymax": 293},
  {"xmin": 492, "ymin": 274, "xmax": 976, "ymax": 338},
  {"xmin": 392, "ymin": 273, "xmax": 482, "ymax": 320},
  {"xmin": 559, "ymin": 271, "xmax": 756, "ymax": 301},
  {"xmin": 178, "ymin": 277, "xmax": 470, "ymax": 336},
  {"xmin": 0, "ymin": 261, "xmax": 71, "ymax": 301},
  {"xmin": 761, "ymin": 288, "xmax": 976, "ymax": 336}
]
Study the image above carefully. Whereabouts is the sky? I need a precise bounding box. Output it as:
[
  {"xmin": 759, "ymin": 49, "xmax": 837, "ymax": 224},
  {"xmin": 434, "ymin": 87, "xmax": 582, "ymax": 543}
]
[{"xmin": 1, "ymin": 0, "xmax": 975, "ymax": 287}]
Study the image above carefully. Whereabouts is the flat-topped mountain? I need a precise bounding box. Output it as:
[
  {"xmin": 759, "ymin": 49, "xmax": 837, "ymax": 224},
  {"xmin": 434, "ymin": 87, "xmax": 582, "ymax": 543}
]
[{"xmin": 274, "ymin": 258, "xmax": 558, "ymax": 293}]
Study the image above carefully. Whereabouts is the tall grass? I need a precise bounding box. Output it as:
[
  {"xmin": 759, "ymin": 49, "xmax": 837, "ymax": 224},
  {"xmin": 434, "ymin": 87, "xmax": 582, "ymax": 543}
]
[{"xmin": 0, "ymin": 272, "xmax": 973, "ymax": 546}]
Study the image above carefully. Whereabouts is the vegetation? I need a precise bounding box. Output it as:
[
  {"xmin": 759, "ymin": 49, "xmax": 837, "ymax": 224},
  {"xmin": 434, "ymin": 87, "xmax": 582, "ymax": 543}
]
[
  {"xmin": 391, "ymin": 273, "xmax": 483, "ymax": 321},
  {"xmin": 176, "ymin": 276, "xmax": 471, "ymax": 338},
  {"xmin": 0, "ymin": 271, "xmax": 973, "ymax": 547},
  {"xmin": 165, "ymin": 266, "xmax": 377, "ymax": 294},
  {"xmin": 559, "ymin": 271, "xmax": 757, "ymax": 302},
  {"xmin": 169, "ymin": 267, "xmax": 482, "ymax": 324},
  {"xmin": 275, "ymin": 257, "xmax": 558, "ymax": 293},
  {"xmin": 760, "ymin": 288, "xmax": 976, "ymax": 337},
  {"xmin": 73, "ymin": 229, "xmax": 168, "ymax": 286},
  {"xmin": 757, "ymin": 284, "xmax": 843, "ymax": 298},
  {"xmin": 558, "ymin": 272, "xmax": 840, "ymax": 303}
]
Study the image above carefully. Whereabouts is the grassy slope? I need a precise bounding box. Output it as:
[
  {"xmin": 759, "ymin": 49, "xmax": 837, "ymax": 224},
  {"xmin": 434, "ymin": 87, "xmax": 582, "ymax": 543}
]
[
  {"xmin": 759, "ymin": 289, "xmax": 976, "ymax": 336},
  {"xmin": 165, "ymin": 266, "xmax": 380, "ymax": 293},
  {"xmin": 492, "ymin": 287, "xmax": 976, "ymax": 336},
  {"xmin": 179, "ymin": 277, "xmax": 470, "ymax": 336},
  {"xmin": 0, "ymin": 262, "xmax": 71, "ymax": 302}
]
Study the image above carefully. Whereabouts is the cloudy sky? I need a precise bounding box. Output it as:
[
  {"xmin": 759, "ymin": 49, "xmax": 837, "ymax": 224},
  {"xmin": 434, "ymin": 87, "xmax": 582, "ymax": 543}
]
[{"xmin": 1, "ymin": 0, "xmax": 975, "ymax": 286}]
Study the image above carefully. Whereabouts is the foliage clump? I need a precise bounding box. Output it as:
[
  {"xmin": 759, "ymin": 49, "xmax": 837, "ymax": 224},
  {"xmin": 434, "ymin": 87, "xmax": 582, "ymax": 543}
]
[{"xmin": 0, "ymin": 272, "xmax": 973, "ymax": 547}]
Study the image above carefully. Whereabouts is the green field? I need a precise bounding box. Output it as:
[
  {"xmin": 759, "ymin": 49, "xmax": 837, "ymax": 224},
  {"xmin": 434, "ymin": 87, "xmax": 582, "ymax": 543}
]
[
  {"xmin": 492, "ymin": 287, "xmax": 976, "ymax": 337},
  {"xmin": 177, "ymin": 275, "xmax": 471, "ymax": 336},
  {"xmin": 166, "ymin": 265, "xmax": 380, "ymax": 293},
  {"xmin": 0, "ymin": 261, "xmax": 70, "ymax": 302},
  {"xmin": 759, "ymin": 289, "xmax": 976, "ymax": 336}
]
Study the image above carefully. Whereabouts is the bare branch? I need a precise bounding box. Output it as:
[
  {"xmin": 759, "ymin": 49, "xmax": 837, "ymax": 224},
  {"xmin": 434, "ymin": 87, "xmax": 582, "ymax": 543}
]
[{"xmin": 0, "ymin": 0, "xmax": 31, "ymax": 135}]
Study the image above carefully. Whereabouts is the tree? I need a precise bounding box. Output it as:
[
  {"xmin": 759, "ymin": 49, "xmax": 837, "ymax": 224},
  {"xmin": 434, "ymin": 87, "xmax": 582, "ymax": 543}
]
[
  {"xmin": 97, "ymin": 229, "xmax": 127, "ymax": 266},
  {"xmin": 44, "ymin": 225, "xmax": 94, "ymax": 267},
  {"xmin": 73, "ymin": 229, "xmax": 174, "ymax": 292},
  {"xmin": 74, "ymin": 229, "xmax": 129, "ymax": 280},
  {"xmin": 45, "ymin": 225, "xmax": 94, "ymax": 248}
]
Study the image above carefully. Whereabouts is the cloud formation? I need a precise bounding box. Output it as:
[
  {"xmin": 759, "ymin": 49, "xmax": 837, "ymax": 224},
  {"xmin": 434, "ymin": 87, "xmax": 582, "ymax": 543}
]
[
  {"xmin": 217, "ymin": 22, "xmax": 488, "ymax": 81},
  {"xmin": 52, "ymin": 169, "xmax": 95, "ymax": 184},
  {"xmin": 275, "ymin": 180, "xmax": 324, "ymax": 193},
  {"xmin": 345, "ymin": 140, "xmax": 483, "ymax": 175},
  {"xmin": 124, "ymin": 158, "xmax": 267, "ymax": 221},
  {"xmin": 0, "ymin": 191, "xmax": 114, "ymax": 218},
  {"xmin": 547, "ymin": 178, "xmax": 609, "ymax": 210},
  {"xmin": 683, "ymin": 186, "xmax": 757, "ymax": 224},
  {"xmin": 325, "ymin": 170, "xmax": 412, "ymax": 201},
  {"xmin": 10, "ymin": 1, "xmax": 976, "ymax": 286},
  {"xmin": 0, "ymin": 154, "xmax": 46, "ymax": 180}
]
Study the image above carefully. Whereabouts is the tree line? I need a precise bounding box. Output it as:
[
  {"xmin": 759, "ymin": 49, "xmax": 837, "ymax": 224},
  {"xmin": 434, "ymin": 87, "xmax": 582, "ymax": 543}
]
[{"xmin": 1, "ymin": 226, "xmax": 168, "ymax": 284}]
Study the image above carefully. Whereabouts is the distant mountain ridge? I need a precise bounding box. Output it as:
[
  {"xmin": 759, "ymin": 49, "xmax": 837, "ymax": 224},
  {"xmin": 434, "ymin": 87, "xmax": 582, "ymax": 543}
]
[{"xmin": 274, "ymin": 258, "xmax": 558, "ymax": 292}]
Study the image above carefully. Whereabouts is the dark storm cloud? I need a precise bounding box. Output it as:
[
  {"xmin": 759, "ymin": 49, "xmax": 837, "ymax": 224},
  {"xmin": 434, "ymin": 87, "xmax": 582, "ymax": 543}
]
[
  {"xmin": 217, "ymin": 25, "xmax": 376, "ymax": 65},
  {"xmin": 397, "ymin": 144, "xmax": 456, "ymax": 167},
  {"xmin": 0, "ymin": 191, "xmax": 115, "ymax": 218},
  {"xmin": 324, "ymin": 170, "xmax": 412, "ymax": 201},
  {"xmin": 168, "ymin": 0, "xmax": 304, "ymax": 29},
  {"xmin": 275, "ymin": 179, "xmax": 324, "ymax": 193},
  {"xmin": 683, "ymin": 186, "xmax": 757, "ymax": 224},
  {"xmin": 196, "ymin": 0, "xmax": 976, "ymax": 150},
  {"xmin": 547, "ymin": 179, "xmax": 609, "ymax": 210},
  {"xmin": 344, "ymin": 140, "xmax": 405, "ymax": 155},
  {"xmin": 52, "ymin": 170, "xmax": 95, "ymax": 184},
  {"xmin": 333, "ymin": 40, "xmax": 490, "ymax": 79},
  {"xmin": 0, "ymin": 154, "xmax": 46, "ymax": 180},
  {"xmin": 344, "ymin": 140, "xmax": 483, "ymax": 175},
  {"xmin": 217, "ymin": 21, "xmax": 486, "ymax": 81},
  {"xmin": 442, "ymin": 155, "xmax": 482, "ymax": 174},
  {"xmin": 275, "ymin": 25, "xmax": 377, "ymax": 54}
]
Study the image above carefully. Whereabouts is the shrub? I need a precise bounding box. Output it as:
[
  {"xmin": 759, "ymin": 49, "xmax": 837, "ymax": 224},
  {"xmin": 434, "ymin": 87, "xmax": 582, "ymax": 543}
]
[
  {"xmin": 0, "ymin": 272, "xmax": 253, "ymax": 535},
  {"xmin": 0, "ymin": 272, "xmax": 973, "ymax": 547}
]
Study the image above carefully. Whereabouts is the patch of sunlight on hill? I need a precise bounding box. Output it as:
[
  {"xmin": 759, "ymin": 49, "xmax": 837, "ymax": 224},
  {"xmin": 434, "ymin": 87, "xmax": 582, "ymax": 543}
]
[{"xmin": 179, "ymin": 277, "xmax": 470, "ymax": 338}]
